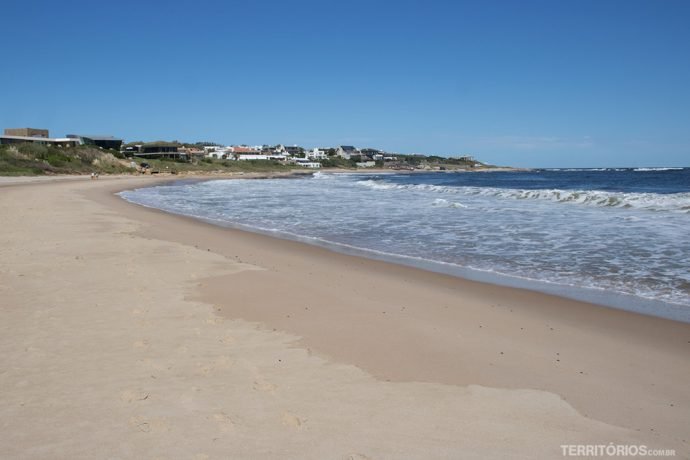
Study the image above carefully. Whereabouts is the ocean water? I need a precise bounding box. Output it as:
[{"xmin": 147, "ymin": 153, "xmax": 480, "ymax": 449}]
[{"xmin": 120, "ymin": 168, "xmax": 690, "ymax": 322}]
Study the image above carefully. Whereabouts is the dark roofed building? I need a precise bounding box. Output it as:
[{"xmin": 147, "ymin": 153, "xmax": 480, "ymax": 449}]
[
  {"xmin": 336, "ymin": 145, "xmax": 359, "ymax": 159},
  {"xmin": 136, "ymin": 142, "xmax": 186, "ymax": 159},
  {"xmin": 67, "ymin": 134, "xmax": 123, "ymax": 150},
  {"xmin": 284, "ymin": 145, "xmax": 305, "ymax": 156},
  {"xmin": 122, "ymin": 145, "xmax": 142, "ymax": 156}
]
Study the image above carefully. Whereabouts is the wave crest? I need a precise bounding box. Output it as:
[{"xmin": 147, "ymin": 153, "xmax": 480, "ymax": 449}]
[
  {"xmin": 356, "ymin": 180, "xmax": 690, "ymax": 212},
  {"xmin": 432, "ymin": 198, "xmax": 468, "ymax": 208},
  {"xmin": 633, "ymin": 167, "xmax": 684, "ymax": 172}
]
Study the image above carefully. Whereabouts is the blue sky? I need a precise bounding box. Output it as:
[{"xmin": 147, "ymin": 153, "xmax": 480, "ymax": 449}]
[{"xmin": 1, "ymin": 0, "xmax": 689, "ymax": 167}]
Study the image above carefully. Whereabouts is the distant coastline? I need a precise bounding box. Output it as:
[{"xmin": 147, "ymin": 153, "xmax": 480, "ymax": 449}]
[{"xmin": 1, "ymin": 128, "xmax": 504, "ymax": 176}]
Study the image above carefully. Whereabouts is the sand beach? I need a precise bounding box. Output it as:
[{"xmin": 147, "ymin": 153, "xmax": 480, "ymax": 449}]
[{"xmin": 1, "ymin": 175, "xmax": 688, "ymax": 459}]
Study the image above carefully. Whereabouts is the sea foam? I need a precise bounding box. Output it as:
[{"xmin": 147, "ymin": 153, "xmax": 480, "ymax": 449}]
[
  {"xmin": 120, "ymin": 169, "xmax": 690, "ymax": 320},
  {"xmin": 355, "ymin": 180, "xmax": 690, "ymax": 212}
]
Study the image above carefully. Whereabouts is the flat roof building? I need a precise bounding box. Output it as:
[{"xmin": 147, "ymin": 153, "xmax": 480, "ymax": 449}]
[
  {"xmin": 1, "ymin": 128, "xmax": 122, "ymax": 150},
  {"xmin": 0, "ymin": 132, "xmax": 78, "ymax": 148},
  {"xmin": 4, "ymin": 128, "xmax": 49, "ymax": 138},
  {"xmin": 67, "ymin": 134, "xmax": 123, "ymax": 151},
  {"xmin": 134, "ymin": 142, "xmax": 186, "ymax": 160}
]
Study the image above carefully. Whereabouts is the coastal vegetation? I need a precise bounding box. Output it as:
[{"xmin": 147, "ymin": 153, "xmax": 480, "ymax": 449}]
[
  {"xmin": 0, "ymin": 140, "xmax": 485, "ymax": 176},
  {"xmin": 0, "ymin": 143, "xmax": 299, "ymax": 176},
  {"xmin": 0, "ymin": 143, "xmax": 131, "ymax": 176}
]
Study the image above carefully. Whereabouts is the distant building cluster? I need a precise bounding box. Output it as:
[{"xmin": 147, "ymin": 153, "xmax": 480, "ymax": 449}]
[
  {"xmin": 120, "ymin": 141, "xmax": 403, "ymax": 169},
  {"xmin": 1, "ymin": 127, "xmax": 478, "ymax": 169},
  {"xmin": 196, "ymin": 144, "xmax": 399, "ymax": 168}
]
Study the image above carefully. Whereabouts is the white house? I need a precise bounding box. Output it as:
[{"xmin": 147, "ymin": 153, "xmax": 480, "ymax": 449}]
[
  {"xmin": 204, "ymin": 146, "xmax": 230, "ymax": 159},
  {"xmin": 284, "ymin": 145, "xmax": 305, "ymax": 156},
  {"xmin": 236, "ymin": 153, "xmax": 287, "ymax": 161},
  {"xmin": 336, "ymin": 145, "xmax": 358, "ymax": 159},
  {"xmin": 306, "ymin": 148, "xmax": 328, "ymax": 160},
  {"xmin": 292, "ymin": 157, "xmax": 321, "ymax": 168},
  {"xmin": 261, "ymin": 144, "xmax": 287, "ymax": 155}
]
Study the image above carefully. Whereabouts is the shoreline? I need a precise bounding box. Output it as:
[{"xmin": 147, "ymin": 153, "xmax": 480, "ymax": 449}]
[
  {"xmin": 92, "ymin": 178, "xmax": 690, "ymax": 439},
  {"xmin": 2, "ymin": 175, "xmax": 689, "ymax": 457},
  {"xmin": 119, "ymin": 173, "xmax": 689, "ymax": 323}
]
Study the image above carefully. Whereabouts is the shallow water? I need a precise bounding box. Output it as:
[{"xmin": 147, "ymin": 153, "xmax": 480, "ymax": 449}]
[{"xmin": 120, "ymin": 168, "xmax": 690, "ymax": 322}]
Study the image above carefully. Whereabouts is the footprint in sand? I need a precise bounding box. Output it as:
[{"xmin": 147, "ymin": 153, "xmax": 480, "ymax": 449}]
[
  {"xmin": 281, "ymin": 412, "xmax": 304, "ymax": 430},
  {"xmin": 136, "ymin": 358, "xmax": 168, "ymax": 372},
  {"xmin": 129, "ymin": 415, "xmax": 169, "ymax": 434},
  {"xmin": 215, "ymin": 355, "xmax": 232, "ymax": 368},
  {"xmin": 132, "ymin": 339, "xmax": 150, "ymax": 350},
  {"xmin": 211, "ymin": 412, "xmax": 235, "ymax": 432},
  {"xmin": 253, "ymin": 379, "xmax": 278, "ymax": 392},
  {"xmin": 206, "ymin": 315, "xmax": 224, "ymax": 325},
  {"xmin": 197, "ymin": 356, "xmax": 232, "ymax": 376},
  {"xmin": 120, "ymin": 390, "xmax": 150, "ymax": 403},
  {"xmin": 219, "ymin": 334, "xmax": 235, "ymax": 345}
]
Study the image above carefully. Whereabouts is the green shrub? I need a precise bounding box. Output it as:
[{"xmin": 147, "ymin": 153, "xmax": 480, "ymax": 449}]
[
  {"xmin": 44, "ymin": 152, "xmax": 72, "ymax": 166},
  {"xmin": 17, "ymin": 143, "xmax": 49, "ymax": 158}
]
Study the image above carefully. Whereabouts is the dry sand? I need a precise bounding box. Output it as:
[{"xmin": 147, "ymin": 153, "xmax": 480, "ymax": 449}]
[{"xmin": 1, "ymin": 175, "xmax": 688, "ymax": 459}]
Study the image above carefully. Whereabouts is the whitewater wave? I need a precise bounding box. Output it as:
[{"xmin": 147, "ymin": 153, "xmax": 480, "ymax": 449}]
[
  {"xmin": 633, "ymin": 167, "xmax": 684, "ymax": 172},
  {"xmin": 119, "ymin": 175, "xmax": 690, "ymax": 320},
  {"xmin": 311, "ymin": 171, "xmax": 333, "ymax": 180},
  {"xmin": 356, "ymin": 179, "xmax": 690, "ymax": 212},
  {"xmin": 544, "ymin": 168, "xmax": 628, "ymax": 172},
  {"xmin": 543, "ymin": 167, "xmax": 685, "ymax": 172},
  {"xmin": 432, "ymin": 198, "xmax": 468, "ymax": 208}
]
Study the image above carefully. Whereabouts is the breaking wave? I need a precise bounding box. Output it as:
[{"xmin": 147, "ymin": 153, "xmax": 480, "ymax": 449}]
[
  {"xmin": 121, "ymin": 170, "xmax": 690, "ymax": 320},
  {"xmin": 543, "ymin": 167, "xmax": 685, "ymax": 172},
  {"xmin": 633, "ymin": 167, "xmax": 684, "ymax": 172},
  {"xmin": 356, "ymin": 180, "xmax": 690, "ymax": 212},
  {"xmin": 432, "ymin": 198, "xmax": 468, "ymax": 208}
]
